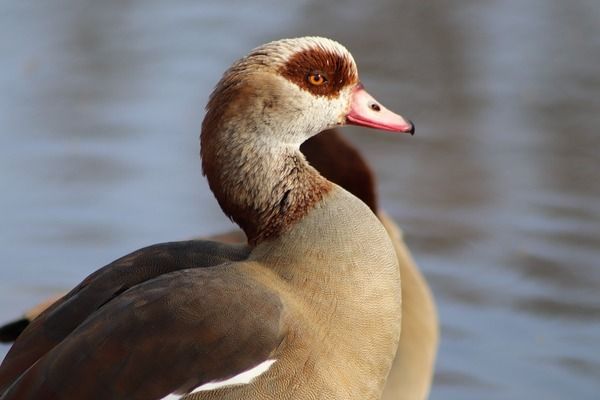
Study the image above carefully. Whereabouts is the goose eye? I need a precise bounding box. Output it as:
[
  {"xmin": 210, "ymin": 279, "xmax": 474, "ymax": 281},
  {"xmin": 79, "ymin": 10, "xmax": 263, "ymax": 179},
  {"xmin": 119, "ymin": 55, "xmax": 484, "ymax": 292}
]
[{"xmin": 307, "ymin": 71, "xmax": 328, "ymax": 86}]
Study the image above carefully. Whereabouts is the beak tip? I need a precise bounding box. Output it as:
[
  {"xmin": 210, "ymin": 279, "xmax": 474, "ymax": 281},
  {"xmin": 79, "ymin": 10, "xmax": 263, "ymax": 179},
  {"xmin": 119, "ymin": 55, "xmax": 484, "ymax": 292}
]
[{"xmin": 407, "ymin": 120, "xmax": 415, "ymax": 135}]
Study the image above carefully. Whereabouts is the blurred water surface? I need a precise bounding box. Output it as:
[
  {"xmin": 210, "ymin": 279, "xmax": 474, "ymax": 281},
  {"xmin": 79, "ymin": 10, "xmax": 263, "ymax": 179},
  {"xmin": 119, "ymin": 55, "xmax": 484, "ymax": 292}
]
[{"xmin": 1, "ymin": 1, "xmax": 599, "ymax": 399}]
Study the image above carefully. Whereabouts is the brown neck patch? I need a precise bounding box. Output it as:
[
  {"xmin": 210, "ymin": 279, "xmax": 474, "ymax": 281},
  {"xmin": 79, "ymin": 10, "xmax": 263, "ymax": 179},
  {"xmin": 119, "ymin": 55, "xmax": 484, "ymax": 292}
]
[
  {"xmin": 202, "ymin": 100, "xmax": 333, "ymax": 245},
  {"xmin": 245, "ymin": 157, "xmax": 333, "ymax": 245},
  {"xmin": 279, "ymin": 47, "xmax": 358, "ymax": 98},
  {"xmin": 204, "ymin": 145, "xmax": 333, "ymax": 245}
]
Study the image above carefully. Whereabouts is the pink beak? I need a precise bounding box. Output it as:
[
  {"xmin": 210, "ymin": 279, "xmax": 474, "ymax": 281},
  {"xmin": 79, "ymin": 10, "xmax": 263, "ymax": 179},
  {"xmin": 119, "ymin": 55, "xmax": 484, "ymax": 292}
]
[{"xmin": 346, "ymin": 83, "xmax": 415, "ymax": 134}]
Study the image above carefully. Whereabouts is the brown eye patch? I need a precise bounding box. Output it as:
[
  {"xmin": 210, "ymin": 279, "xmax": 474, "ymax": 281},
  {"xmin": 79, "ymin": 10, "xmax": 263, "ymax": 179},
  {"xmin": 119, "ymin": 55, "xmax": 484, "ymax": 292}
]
[{"xmin": 279, "ymin": 47, "xmax": 358, "ymax": 98}]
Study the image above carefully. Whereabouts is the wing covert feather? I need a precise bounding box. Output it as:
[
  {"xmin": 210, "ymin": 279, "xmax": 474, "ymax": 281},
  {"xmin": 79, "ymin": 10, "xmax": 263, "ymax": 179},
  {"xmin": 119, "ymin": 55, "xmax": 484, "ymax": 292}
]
[
  {"xmin": 0, "ymin": 240, "xmax": 251, "ymax": 394},
  {"xmin": 2, "ymin": 266, "xmax": 284, "ymax": 400}
]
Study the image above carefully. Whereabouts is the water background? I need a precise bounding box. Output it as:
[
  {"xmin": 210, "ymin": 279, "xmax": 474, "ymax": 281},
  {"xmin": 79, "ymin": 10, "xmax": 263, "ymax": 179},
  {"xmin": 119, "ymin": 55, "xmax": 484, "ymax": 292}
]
[{"xmin": 1, "ymin": 1, "xmax": 599, "ymax": 399}]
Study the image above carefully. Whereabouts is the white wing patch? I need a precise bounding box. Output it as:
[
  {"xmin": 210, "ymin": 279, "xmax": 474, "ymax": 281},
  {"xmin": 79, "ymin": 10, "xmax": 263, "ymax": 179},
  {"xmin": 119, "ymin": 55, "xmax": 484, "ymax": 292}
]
[
  {"xmin": 160, "ymin": 394, "xmax": 183, "ymax": 400},
  {"xmin": 160, "ymin": 359, "xmax": 277, "ymax": 399},
  {"xmin": 191, "ymin": 359, "xmax": 277, "ymax": 393}
]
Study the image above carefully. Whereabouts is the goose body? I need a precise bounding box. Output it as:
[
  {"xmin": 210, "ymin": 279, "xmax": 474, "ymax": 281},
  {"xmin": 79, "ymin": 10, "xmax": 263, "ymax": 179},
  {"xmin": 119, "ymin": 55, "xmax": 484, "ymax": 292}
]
[
  {"xmin": 1, "ymin": 130, "xmax": 439, "ymax": 399},
  {"xmin": 0, "ymin": 37, "xmax": 414, "ymax": 399}
]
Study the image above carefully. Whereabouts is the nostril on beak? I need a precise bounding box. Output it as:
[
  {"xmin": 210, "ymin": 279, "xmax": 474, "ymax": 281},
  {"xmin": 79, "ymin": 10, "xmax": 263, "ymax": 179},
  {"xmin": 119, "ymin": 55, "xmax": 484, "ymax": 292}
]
[{"xmin": 370, "ymin": 103, "xmax": 381, "ymax": 112}]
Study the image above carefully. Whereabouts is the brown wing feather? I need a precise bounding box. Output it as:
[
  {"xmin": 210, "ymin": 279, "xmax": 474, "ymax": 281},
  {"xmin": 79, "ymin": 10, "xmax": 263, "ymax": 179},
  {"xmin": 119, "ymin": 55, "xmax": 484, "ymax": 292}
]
[
  {"xmin": 0, "ymin": 240, "xmax": 251, "ymax": 394},
  {"xmin": 1, "ymin": 266, "xmax": 283, "ymax": 400}
]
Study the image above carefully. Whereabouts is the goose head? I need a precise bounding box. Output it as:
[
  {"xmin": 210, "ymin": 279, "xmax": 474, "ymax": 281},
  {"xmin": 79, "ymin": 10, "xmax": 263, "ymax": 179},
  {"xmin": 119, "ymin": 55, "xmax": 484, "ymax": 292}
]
[
  {"xmin": 201, "ymin": 37, "xmax": 413, "ymax": 244},
  {"xmin": 202, "ymin": 37, "xmax": 413, "ymax": 148}
]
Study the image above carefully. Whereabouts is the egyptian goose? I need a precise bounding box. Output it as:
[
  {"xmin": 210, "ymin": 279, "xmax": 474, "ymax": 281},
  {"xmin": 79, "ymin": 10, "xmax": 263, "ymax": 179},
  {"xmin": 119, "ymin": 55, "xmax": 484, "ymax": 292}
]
[
  {"xmin": 0, "ymin": 129, "xmax": 438, "ymax": 399},
  {"xmin": 0, "ymin": 37, "xmax": 414, "ymax": 399},
  {"xmin": 0, "ymin": 130, "xmax": 438, "ymax": 399}
]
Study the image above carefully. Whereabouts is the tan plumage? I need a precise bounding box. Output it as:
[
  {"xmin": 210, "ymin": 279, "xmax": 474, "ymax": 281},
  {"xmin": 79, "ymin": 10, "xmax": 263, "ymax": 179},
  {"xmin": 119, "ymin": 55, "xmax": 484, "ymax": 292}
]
[
  {"xmin": 1, "ymin": 131, "xmax": 438, "ymax": 399},
  {"xmin": 0, "ymin": 37, "xmax": 428, "ymax": 399},
  {"xmin": 380, "ymin": 212, "xmax": 438, "ymax": 400}
]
